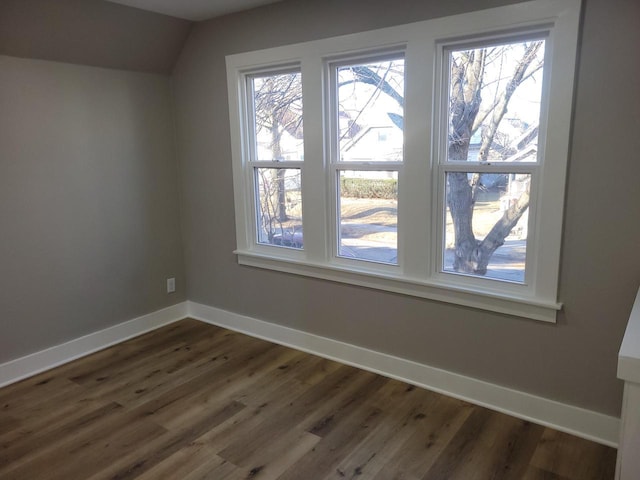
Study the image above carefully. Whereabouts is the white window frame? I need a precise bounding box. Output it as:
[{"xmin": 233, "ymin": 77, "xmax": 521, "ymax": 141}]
[
  {"xmin": 431, "ymin": 31, "xmax": 550, "ymax": 299},
  {"xmin": 327, "ymin": 52, "xmax": 405, "ymax": 271},
  {"xmin": 244, "ymin": 68, "xmax": 305, "ymax": 254},
  {"xmin": 226, "ymin": 0, "xmax": 581, "ymax": 322}
]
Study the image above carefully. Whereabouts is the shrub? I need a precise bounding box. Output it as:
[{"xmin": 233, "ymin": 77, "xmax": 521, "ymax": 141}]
[{"xmin": 340, "ymin": 177, "xmax": 397, "ymax": 199}]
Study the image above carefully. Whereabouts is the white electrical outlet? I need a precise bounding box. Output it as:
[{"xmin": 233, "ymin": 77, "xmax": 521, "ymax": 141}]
[{"xmin": 167, "ymin": 277, "xmax": 176, "ymax": 293}]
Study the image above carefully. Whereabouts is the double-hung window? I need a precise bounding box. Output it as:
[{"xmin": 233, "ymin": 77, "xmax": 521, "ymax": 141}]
[
  {"xmin": 330, "ymin": 54, "xmax": 405, "ymax": 266},
  {"xmin": 227, "ymin": 0, "xmax": 581, "ymax": 322},
  {"xmin": 247, "ymin": 69, "xmax": 304, "ymax": 250}
]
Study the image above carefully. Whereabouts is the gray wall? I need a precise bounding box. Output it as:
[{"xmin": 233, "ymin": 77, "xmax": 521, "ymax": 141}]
[
  {"xmin": 173, "ymin": 0, "xmax": 640, "ymax": 416},
  {"xmin": 0, "ymin": 55, "xmax": 186, "ymax": 362}
]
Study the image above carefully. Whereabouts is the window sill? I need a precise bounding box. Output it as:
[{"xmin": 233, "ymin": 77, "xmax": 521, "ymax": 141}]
[{"xmin": 235, "ymin": 250, "xmax": 561, "ymax": 323}]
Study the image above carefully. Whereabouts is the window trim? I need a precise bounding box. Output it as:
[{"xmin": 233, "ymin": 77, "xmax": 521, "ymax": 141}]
[
  {"xmin": 431, "ymin": 30, "xmax": 551, "ymax": 296},
  {"xmin": 227, "ymin": 0, "xmax": 581, "ymax": 322}
]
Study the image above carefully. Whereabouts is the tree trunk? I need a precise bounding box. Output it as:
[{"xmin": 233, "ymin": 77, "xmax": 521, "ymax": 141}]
[
  {"xmin": 448, "ymin": 172, "xmax": 479, "ymax": 272},
  {"xmin": 446, "ymin": 45, "xmax": 539, "ymax": 276},
  {"xmin": 447, "ymin": 52, "xmax": 482, "ymax": 273},
  {"xmin": 474, "ymin": 187, "xmax": 529, "ymax": 275},
  {"xmin": 276, "ymin": 170, "xmax": 287, "ymax": 222},
  {"xmin": 270, "ymin": 119, "xmax": 288, "ymax": 222}
]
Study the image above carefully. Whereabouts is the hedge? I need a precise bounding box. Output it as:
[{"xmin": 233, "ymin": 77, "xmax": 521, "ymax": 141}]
[{"xmin": 340, "ymin": 177, "xmax": 397, "ymax": 199}]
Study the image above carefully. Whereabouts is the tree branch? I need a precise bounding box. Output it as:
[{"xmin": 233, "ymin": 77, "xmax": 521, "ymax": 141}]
[{"xmin": 477, "ymin": 41, "xmax": 543, "ymax": 163}]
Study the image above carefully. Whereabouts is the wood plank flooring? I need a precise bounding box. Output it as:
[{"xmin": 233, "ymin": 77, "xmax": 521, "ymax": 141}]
[{"xmin": 0, "ymin": 319, "xmax": 616, "ymax": 479}]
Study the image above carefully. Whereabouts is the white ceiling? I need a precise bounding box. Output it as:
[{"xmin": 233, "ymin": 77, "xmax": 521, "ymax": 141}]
[{"xmin": 105, "ymin": 0, "xmax": 284, "ymax": 21}]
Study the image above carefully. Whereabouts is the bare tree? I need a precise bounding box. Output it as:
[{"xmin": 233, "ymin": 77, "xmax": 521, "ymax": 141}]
[
  {"xmin": 251, "ymin": 43, "xmax": 543, "ymax": 271},
  {"xmin": 256, "ymin": 168, "xmax": 302, "ymax": 247},
  {"xmin": 349, "ymin": 41, "xmax": 544, "ymax": 275},
  {"xmin": 446, "ymin": 41, "xmax": 543, "ymax": 274},
  {"xmin": 253, "ymin": 73, "xmax": 303, "ymax": 223}
]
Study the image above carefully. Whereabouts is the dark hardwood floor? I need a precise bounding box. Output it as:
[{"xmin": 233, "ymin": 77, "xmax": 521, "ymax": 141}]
[{"xmin": 0, "ymin": 319, "xmax": 616, "ymax": 479}]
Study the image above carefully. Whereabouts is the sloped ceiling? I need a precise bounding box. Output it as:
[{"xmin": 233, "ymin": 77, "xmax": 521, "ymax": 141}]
[
  {"xmin": 0, "ymin": 0, "xmax": 192, "ymax": 73},
  {"xmin": 105, "ymin": 0, "xmax": 284, "ymax": 21}
]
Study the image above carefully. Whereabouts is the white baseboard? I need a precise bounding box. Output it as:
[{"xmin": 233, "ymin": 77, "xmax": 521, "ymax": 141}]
[
  {"xmin": 0, "ymin": 299, "xmax": 619, "ymax": 447},
  {"xmin": 187, "ymin": 300, "xmax": 620, "ymax": 447},
  {"xmin": 0, "ymin": 302, "xmax": 188, "ymax": 388}
]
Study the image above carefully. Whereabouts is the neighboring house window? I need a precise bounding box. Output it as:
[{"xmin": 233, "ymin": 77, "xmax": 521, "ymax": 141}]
[{"xmin": 226, "ymin": 0, "xmax": 581, "ymax": 322}]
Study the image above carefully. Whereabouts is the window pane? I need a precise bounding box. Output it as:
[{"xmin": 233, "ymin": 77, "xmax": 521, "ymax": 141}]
[
  {"xmin": 337, "ymin": 57, "xmax": 404, "ymax": 162},
  {"xmin": 338, "ymin": 171, "xmax": 398, "ymax": 264},
  {"xmin": 251, "ymin": 72, "xmax": 304, "ymax": 161},
  {"xmin": 447, "ymin": 39, "xmax": 545, "ymax": 163},
  {"xmin": 256, "ymin": 168, "xmax": 303, "ymax": 249},
  {"xmin": 444, "ymin": 172, "xmax": 530, "ymax": 282}
]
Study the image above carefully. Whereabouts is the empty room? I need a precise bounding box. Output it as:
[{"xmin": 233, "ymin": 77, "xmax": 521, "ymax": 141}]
[{"xmin": 1, "ymin": 0, "xmax": 639, "ymax": 478}]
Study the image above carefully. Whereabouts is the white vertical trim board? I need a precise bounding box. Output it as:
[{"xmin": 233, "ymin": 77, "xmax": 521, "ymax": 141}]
[
  {"xmin": 187, "ymin": 300, "xmax": 620, "ymax": 447},
  {"xmin": 0, "ymin": 302, "xmax": 188, "ymax": 388},
  {"xmin": 615, "ymin": 287, "xmax": 640, "ymax": 479}
]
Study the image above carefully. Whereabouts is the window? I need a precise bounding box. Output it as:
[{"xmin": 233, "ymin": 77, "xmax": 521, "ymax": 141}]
[
  {"xmin": 227, "ymin": 0, "xmax": 581, "ymax": 322},
  {"xmin": 248, "ymin": 70, "xmax": 304, "ymax": 248},
  {"xmin": 332, "ymin": 55, "xmax": 405, "ymax": 265},
  {"xmin": 438, "ymin": 37, "xmax": 546, "ymax": 285}
]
